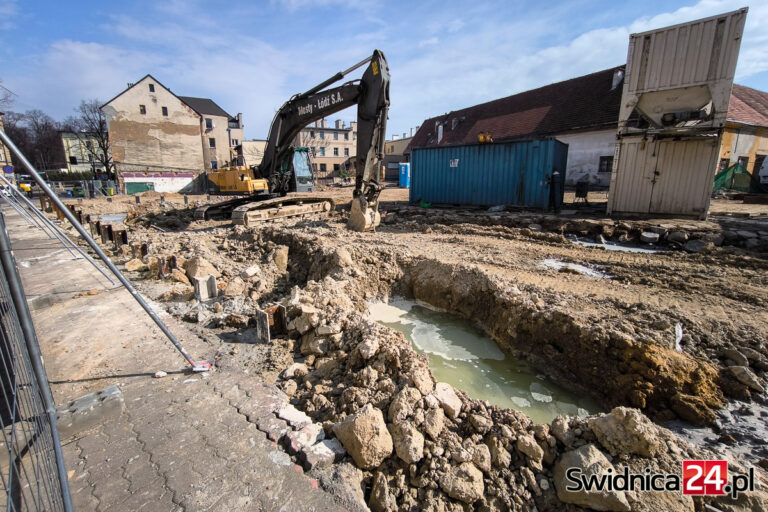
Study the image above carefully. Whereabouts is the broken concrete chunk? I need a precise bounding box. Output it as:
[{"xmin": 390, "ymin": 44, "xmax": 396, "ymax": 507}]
[
  {"xmin": 516, "ymin": 434, "xmax": 544, "ymax": 466},
  {"xmin": 282, "ymin": 363, "xmax": 308, "ymax": 379},
  {"xmin": 284, "ymin": 423, "xmax": 325, "ymax": 455},
  {"xmin": 388, "ymin": 421, "xmax": 424, "ymax": 464},
  {"xmin": 224, "ymin": 276, "xmax": 246, "ymax": 296},
  {"xmin": 170, "ymin": 268, "xmax": 190, "ymax": 285},
  {"xmin": 124, "ymin": 258, "xmax": 147, "ymax": 272},
  {"xmin": 277, "ymin": 404, "xmax": 312, "ymax": 429},
  {"xmin": 439, "ymin": 462, "xmax": 484, "ymax": 504},
  {"xmin": 316, "ymin": 324, "xmax": 340, "ymax": 336},
  {"xmin": 424, "ymin": 407, "xmax": 444, "ymax": 441},
  {"xmin": 333, "ymin": 247, "xmax": 354, "ymax": 267},
  {"xmin": 640, "ymin": 232, "xmax": 659, "ymax": 244},
  {"xmin": 273, "ymin": 245, "xmax": 289, "ymax": 271},
  {"xmin": 358, "ymin": 337, "xmax": 379, "ymax": 360},
  {"xmin": 184, "ymin": 256, "xmax": 220, "ymax": 279},
  {"xmin": 333, "ymin": 403, "xmax": 392, "ymax": 470},
  {"xmin": 554, "ymin": 444, "xmax": 630, "ymax": 512},
  {"xmin": 434, "ymin": 382, "xmax": 462, "ymax": 419},
  {"xmin": 729, "ymin": 366, "xmax": 765, "ymax": 393},
  {"xmin": 240, "ymin": 265, "xmax": 260, "ymax": 279},
  {"xmin": 588, "ymin": 407, "xmax": 664, "ymax": 458},
  {"xmin": 388, "ymin": 386, "xmax": 422, "ymax": 423},
  {"xmin": 191, "ymin": 275, "xmax": 217, "ymax": 301}
]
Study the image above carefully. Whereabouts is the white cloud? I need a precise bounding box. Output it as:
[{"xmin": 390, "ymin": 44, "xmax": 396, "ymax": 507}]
[
  {"xmin": 3, "ymin": 0, "xmax": 768, "ymax": 141},
  {"xmin": 0, "ymin": 0, "xmax": 17, "ymax": 29},
  {"xmin": 418, "ymin": 37, "xmax": 439, "ymax": 48}
]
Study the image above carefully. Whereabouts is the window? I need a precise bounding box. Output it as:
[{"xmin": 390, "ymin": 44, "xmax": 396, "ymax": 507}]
[
  {"xmin": 210, "ymin": 161, "xmax": 218, "ymax": 170},
  {"xmin": 319, "ymin": 147, "xmax": 325, "ymax": 156},
  {"xmin": 88, "ymin": 154, "xmax": 94, "ymax": 163},
  {"xmin": 598, "ymin": 156, "xmax": 613, "ymax": 173},
  {"xmin": 231, "ymin": 139, "xmax": 239, "ymax": 146},
  {"xmin": 344, "ymin": 148, "xmax": 349, "ymax": 157},
  {"xmin": 310, "ymin": 147, "xmax": 316, "ymax": 157},
  {"xmin": 162, "ymin": 106, "xmax": 168, "ymax": 116},
  {"xmin": 319, "ymin": 131, "xmax": 325, "ymax": 140},
  {"xmin": 333, "ymin": 132, "xmax": 339, "ymax": 140},
  {"xmin": 209, "ymin": 138, "xmax": 216, "ymax": 149},
  {"xmin": 205, "ymin": 118, "xmax": 213, "ymax": 130},
  {"xmin": 737, "ymin": 156, "xmax": 749, "ymax": 168},
  {"xmin": 718, "ymin": 158, "xmax": 730, "ymax": 172},
  {"xmin": 69, "ymin": 156, "xmax": 78, "ymax": 165},
  {"xmin": 319, "ymin": 163, "xmax": 327, "ymax": 172},
  {"xmin": 310, "ymin": 130, "xmax": 315, "ymax": 139},
  {"xmin": 333, "ymin": 164, "xmax": 340, "ymax": 171},
  {"xmin": 139, "ymin": 105, "xmax": 146, "ymax": 115},
  {"xmin": 149, "ymin": 84, "xmax": 155, "ymax": 92},
  {"xmin": 333, "ymin": 147, "xmax": 339, "ymax": 156},
  {"xmin": 344, "ymin": 133, "xmax": 349, "ymax": 141}
]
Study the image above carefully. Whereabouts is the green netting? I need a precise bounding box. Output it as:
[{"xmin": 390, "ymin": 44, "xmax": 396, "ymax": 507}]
[{"xmin": 713, "ymin": 163, "xmax": 752, "ymax": 192}]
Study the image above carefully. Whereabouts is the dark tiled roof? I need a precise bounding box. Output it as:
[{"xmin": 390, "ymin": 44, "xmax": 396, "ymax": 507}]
[
  {"xmin": 178, "ymin": 96, "xmax": 232, "ymax": 118},
  {"xmin": 406, "ymin": 66, "xmax": 625, "ymax": 153},
  {"xmin": 727, "ymin": 85, "xmax": 768, "ymax": 128}
]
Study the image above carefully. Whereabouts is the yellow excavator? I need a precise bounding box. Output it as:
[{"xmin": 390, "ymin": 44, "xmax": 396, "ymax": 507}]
[{"xmin": 195, "ymin": 49, "xmax": 390, "ymax": 231}]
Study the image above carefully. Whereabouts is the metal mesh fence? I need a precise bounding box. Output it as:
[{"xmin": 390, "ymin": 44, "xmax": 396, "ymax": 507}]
[{"xmin": 0, "ymin": 210, "xmax": 72, "ymax": 511}]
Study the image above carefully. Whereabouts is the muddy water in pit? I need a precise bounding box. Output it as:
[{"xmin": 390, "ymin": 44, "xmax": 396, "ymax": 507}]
[{"xmin": 368, "ymin": 299, "xmax": 600, "ymax": 424}]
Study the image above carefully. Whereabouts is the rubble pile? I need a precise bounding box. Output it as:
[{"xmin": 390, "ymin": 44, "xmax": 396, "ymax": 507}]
[{"xmin": 276, "ymin": 279, "xmax": 767, "ymax": 511}]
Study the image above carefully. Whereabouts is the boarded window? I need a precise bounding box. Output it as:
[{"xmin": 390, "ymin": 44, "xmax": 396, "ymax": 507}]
[
  {"xmin": 598, "ymin": 156, "xmax": 613, "ymax": 173},
  {"xmin": 139, "ymin": 105, "xmax": 146, "ymax": 115},
  {"xmin": 161, "ymin": 106, "xmax": 168, "ymax": 116}
]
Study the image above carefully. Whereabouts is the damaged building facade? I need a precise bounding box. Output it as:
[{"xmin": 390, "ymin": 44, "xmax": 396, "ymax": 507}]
[{"xmin": 101, "ymin": 75, "xmax": 244, "ymax": 193}]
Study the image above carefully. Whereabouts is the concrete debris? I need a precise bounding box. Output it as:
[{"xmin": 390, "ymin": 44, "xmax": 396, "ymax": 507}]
[{"xmin": 333, "ymin": 403, "xmax": 393, "ymax": 470}]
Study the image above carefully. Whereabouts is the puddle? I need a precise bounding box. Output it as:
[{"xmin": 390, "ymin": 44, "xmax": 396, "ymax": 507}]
[
  {"xmin": 368, "ymin": 299, "xmax": 600, "ymax": 424},
  {"xmin": 570, "ymin": 237, "xmax": 669, "ymax": 254},
  {"xmin": 539, "ymin": 258, "xmax": 610, "ymax": 279}
]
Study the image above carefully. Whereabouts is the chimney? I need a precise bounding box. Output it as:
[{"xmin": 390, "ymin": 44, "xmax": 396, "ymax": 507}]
[
  {"xmin": 321, "ymin": 118, "xmax": 327, "ymax": 128},
  {"xmin": 335, "ymin": 119, "xmax": 342, "ymax": 129},
  {"xmin": 350, "ymin": 121, "xmax": 357, "ymax": 132},
  {"xmin": 403, "ymin": 132, "xmax": 406, "ymax": 139}
]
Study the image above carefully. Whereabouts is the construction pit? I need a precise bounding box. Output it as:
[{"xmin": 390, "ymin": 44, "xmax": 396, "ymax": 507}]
[{"xmin": 50, "ymin": 189, "xmax": 768, "ymax": 511}]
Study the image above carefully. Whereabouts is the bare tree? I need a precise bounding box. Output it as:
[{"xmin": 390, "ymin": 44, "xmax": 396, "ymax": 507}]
[
  {"xmin": 23, "ymin": 110, "xmax": 65, "ymax": 171},
  {"xmin": 0, "ymin": 80, "xmax": 14, "ymax": 110},
  {"xmin": 66, "ymin": 99, "xmax": 115, "ymax": 179}
]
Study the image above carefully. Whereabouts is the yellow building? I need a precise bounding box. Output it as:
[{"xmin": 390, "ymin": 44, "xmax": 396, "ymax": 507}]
[{"xmin": 718, "ymin": 85, "xmax": 768, "ymax": 184}]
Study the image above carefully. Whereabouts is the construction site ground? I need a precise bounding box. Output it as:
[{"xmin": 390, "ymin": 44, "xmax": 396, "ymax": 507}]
[{"xmin": 8, "ymin": 186, "xmax": 768, "ymax": 512}]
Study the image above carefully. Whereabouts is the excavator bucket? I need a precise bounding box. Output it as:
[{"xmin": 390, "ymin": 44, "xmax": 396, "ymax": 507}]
[{"xmin": 348, "ymin": 195, "xmax": 380, "ymax": 232}]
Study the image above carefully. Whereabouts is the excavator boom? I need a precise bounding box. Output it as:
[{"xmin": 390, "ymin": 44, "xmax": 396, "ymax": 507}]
[{"xmin": 195, "ymin": 50, "xmax": 390, "ymax": 231}]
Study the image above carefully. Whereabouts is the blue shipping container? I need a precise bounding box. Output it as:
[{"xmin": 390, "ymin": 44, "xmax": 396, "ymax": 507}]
[
  {"xmin": 398, "ymin": 163, "xmax": 410, "ymax": 188},
  {"xmin": 409, "ymin": 139, "xmax": 568, "ymax": 209}
]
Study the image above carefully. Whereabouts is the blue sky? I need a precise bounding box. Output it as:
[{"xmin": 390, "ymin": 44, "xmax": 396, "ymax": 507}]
[{"xmin": 1, "ymin": 0, "xmax": 766, "ymax": 140}]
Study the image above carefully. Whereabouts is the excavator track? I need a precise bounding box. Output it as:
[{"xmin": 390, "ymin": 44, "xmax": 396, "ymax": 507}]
[{"xmin": 231, "ymin": 195, "xmax": 335, "ymax": 226}]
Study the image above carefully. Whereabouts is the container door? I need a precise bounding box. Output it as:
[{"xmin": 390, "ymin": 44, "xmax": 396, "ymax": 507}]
[
  {"xmin": 648, "ymin": 139, "xmax": 718, "ymax": 217},
  {"xmin": 609, "ymin": 138, "xmax": 657, "ymax": 214}
]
